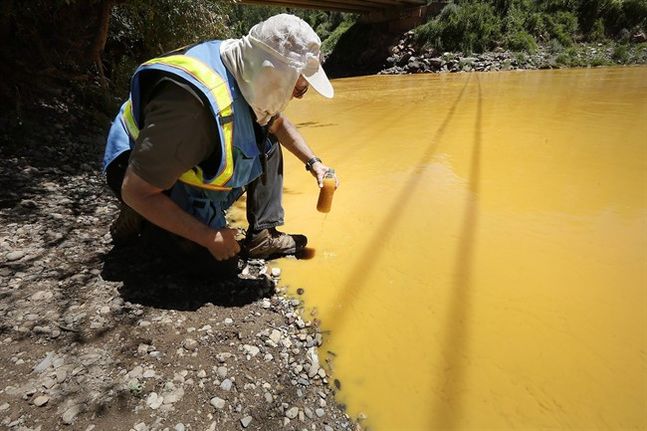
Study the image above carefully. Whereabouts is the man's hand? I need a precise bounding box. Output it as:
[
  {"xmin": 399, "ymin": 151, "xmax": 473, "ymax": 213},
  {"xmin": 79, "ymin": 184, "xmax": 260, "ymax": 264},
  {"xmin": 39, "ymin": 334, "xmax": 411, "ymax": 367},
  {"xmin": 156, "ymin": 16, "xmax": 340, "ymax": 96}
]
[
  {"xmin": 268, "ymin": 113, "xmax": 340, "ymax": 190},
  {"xmin": 204, "ymin": 228, "xmax": 241, "ymax": 261},
  {"xmin": 310, "ymin": 161, "xmax": 340, "ymax": 189}
]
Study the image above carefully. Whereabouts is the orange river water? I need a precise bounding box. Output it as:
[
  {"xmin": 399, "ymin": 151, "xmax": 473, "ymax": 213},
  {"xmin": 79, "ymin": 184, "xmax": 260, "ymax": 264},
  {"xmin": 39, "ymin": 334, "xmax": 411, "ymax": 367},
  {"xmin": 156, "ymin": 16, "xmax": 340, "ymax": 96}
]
[{"xmin": 237, "ymin": 67, "xmax": 647, "ymax": 430}]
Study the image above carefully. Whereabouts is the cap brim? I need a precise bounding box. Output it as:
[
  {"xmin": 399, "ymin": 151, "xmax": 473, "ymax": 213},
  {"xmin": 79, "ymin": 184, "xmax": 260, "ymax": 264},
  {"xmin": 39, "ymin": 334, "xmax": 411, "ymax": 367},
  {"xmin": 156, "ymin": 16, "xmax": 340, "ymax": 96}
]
[{"xmin": 303, "ymin": 65, "xmax": 334, "ymax": 98}]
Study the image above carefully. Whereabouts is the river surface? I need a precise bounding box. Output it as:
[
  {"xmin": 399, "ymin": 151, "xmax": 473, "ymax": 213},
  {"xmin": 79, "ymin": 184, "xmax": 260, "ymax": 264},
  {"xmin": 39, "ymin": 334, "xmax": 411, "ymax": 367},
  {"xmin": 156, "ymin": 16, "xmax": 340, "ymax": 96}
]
[{"xmin": 264, "ymin": 67, "xmax": 646, "ymax": 430}]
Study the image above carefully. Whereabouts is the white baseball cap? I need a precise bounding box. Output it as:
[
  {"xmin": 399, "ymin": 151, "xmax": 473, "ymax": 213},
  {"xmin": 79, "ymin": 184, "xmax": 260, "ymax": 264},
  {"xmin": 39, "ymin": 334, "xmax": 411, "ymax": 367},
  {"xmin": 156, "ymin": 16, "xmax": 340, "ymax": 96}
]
[{"xmin": 248, "ymin": 14, "xmax": 334, "ymax": 98}]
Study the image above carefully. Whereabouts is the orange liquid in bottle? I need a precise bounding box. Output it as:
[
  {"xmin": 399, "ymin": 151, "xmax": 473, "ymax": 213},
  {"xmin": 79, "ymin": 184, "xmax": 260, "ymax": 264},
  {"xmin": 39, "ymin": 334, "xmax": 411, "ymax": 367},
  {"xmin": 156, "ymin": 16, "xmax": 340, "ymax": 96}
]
[{"xmin": 317, "ymin": 176, "xmax": 336, "ymax": 213}]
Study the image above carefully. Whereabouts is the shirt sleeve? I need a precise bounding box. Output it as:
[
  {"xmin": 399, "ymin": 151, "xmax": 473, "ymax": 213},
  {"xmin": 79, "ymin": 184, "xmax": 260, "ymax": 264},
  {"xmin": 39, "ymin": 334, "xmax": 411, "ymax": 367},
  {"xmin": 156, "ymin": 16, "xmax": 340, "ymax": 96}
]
[{"xmin": 128, "ymin": 80, "xmax": 219, "ymax": 190}]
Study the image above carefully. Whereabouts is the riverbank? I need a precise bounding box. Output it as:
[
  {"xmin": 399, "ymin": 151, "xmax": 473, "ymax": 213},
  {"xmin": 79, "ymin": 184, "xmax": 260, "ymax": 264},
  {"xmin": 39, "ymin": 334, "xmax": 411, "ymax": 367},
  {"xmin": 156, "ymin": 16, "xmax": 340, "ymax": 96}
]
[
  {"xmin": 0, "ymin": 104, "xmax": 357, "ymax": 431},
  {"xmin": 378, "ymin": 31, "xmax": 647, "ymax": 75}
]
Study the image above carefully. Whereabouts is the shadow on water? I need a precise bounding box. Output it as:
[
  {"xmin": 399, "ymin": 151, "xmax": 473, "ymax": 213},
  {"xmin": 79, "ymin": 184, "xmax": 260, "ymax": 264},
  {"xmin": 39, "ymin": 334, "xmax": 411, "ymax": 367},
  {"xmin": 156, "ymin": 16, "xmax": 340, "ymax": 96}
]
[
  {"xmin": 327, "ymin": 76, "xmax": 471, "ymax": 330},
  {"xmin": 101, "ymin": 229, "xmax": 274, "ymax": 311},
  {"xmin": 430, "ymin": 75, "xmax": 483, "ymax": 429}
]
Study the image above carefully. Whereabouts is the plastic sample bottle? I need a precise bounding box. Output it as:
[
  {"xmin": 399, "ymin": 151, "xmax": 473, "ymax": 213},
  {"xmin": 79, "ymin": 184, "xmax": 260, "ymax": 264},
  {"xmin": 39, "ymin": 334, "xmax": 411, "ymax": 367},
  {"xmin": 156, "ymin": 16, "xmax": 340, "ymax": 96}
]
[{"xmin": 317, "ymin": 169, "xmax": 336, "ymax": 213}]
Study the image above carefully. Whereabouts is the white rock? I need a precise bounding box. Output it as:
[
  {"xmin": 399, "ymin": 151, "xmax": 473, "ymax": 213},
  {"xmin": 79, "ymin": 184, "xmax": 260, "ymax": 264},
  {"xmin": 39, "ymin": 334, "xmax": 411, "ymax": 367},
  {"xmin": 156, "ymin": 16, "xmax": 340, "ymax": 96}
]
[
  {"xmin": 163, "ymin": 388, "xmax": 184, "ymax": 404},
  {"xmin": 269, "ymin": 329, "xmax": 282, "ymax": 344},
  {"xmin": 197, "ymin": 370, "xmax": 207, "ymax": 378},
  {"xmin": 210, "ymin": 397, "xmax": 226, "ymax": 409},
  {"xmin": 285, "ymin": 406, "xmax": 299, "ymax": 419},
  {"xmin": 216, "ymin": 366, "xmax": 227, "ymax": 379},
  {"xmin": 243, "ymin": 344, "xmax": 260, "ymax": 357},
  {"xmin": 56, "ymin": 369, "xmax": 68, "ymax": 383},
  {"xmin": 6, "ymin": 251, "xmax": 25, "ymax": 261},
  {"xmin": 33, "ymin": 395, "xmax": 49, "ymax": 406},
  {"xmin": 128, "ymin": 366, "xmax": 143, "ymax": 379},
  {"xmin": 0, "ymin": 402, "xmax": 9, "ymax": 411},
  {"xmin": 241, "ymin": 416, "xmax": 253, "ymax": 428},
  {"xmin": 146, "ymin": 392, "xmax": 163, "ymax": 409},
  {"xmin": 174, "ymin": 423, "xmax": 185, "ymax": 431},
  {"xmin": 182, "ymin": 338, "xmax": 198, "ymax": 350},
  {"xmin": 315, "ymin": 408, "xmax": 325, "ymax": 417},
  {"xmin": 62, "ymin": 404, "xmax": 83, "ymax": 424},
  {"xmin": 224, "ymin": 318, "xmax": 234, "ymax": 325},
  {"xmin": 271, "ymin": 267, "xmax": 281, "ymax": 277},
  {"xmin": 220, "ymin": 379, "xmax": 233, "ymax": 391},
  {"xmin": 33, "ymin": 352, "xmax": 54, "ymax": 373}
]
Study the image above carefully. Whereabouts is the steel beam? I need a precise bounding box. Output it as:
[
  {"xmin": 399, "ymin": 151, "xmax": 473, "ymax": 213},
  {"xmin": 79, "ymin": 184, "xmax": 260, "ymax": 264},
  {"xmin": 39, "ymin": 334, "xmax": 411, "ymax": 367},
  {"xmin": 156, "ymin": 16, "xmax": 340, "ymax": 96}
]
[{"xmin": 237, "ymin": 0, "xmax": 425, "ymax": 13}]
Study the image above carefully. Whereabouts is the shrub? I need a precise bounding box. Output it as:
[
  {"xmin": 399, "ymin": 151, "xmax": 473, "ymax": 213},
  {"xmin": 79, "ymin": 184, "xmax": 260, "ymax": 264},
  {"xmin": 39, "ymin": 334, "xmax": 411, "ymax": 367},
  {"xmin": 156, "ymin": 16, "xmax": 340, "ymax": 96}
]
[
  {"xmin": 549, "ymin": 38, "xmax": 565, "ymax": 52},
  {"xmin": 415, "ymin": 1, "xmax": 502, "ymax": 53},
  {"xmin": 589, "ymin": 18, "xmax": 607, "ymax": 41},
  {"xmin": 506, "ymin": 30, "xmax": 538, "ymax": 51},
  {"xmin": 612, "ymin": 44, "xmax": 630, "ymax": 62}
]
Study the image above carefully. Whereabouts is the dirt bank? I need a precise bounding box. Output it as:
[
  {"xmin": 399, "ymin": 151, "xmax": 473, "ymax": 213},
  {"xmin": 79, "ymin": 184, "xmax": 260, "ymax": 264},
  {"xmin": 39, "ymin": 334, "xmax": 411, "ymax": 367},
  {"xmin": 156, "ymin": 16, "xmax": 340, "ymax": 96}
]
[{"xmin": 0, "ymin": 99, "xmax": 357, "ymax": 431}]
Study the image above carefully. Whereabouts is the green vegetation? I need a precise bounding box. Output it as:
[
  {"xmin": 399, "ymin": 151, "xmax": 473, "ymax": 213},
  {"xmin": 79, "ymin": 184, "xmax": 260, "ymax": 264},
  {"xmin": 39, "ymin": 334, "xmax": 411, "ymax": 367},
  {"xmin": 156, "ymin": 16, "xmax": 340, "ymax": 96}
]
[
  {"xmin": 0, "ymin": 0, "xmax": 356, "ymax": 114},
  {"xmin": 415, "ymin": 0, "xmax": 647, "ymax": 53}
]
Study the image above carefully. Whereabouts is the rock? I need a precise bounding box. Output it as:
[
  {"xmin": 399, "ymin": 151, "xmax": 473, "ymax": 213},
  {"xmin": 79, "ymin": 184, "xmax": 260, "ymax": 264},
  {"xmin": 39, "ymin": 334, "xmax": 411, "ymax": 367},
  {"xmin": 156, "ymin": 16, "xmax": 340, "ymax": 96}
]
[
  {"xmin": 174, "ymin": 424, "xmax": 185, "ymax": 431},
  {"xmin": 315, "ymin": 408, "xmax": 325, "ymax": 417},
  {"xmin": 220, "ymin": 378, "xmax": 233, "ymax": 391},
  {"xmin": 163, "ymin": 388, "xmax": 184, "ymax": 404},
  {"xmin": 0, "ymin": 402, "xmax": 9, "ymax": 411},
  {"xmin": 216, "ymin": 352, "xmax": 233, "ymax": 362},
  {"xmin": 128, "ymin": 366, "xmax": 143, "ymax": 378},
  {"xmin": 631, "ymin": 31, "xmax": 647, "ymax": 43},
  {"xmin": 243, "ymin": 344, "xmax": 260, "ymax": 357},
  {"xmin": 33, "ymin": 352, "xmax": 54, "ymax": 373},
  {"xmin": 55, "ymin": 369, "xmax": 67, "ymax": 383},
  {"xmin": 6, "ymin": 251, "xmax": 25, "ymax": 261},
  {"xmin": 216, "ymin": 366, "xmax": 228, "ymax": 379},
  {"xmin": 31, "ymin": 290, "xmax": 53, "ymax": 301},
  {"xmin": 62, "ymin": 404, "xmax": 83, "ymax": 424},
  {"xmin": 42, "ymin": 376, "xmax": 56, "ymax": 388},
  {"xmin": 210, "ymin": 397, "xmax": 226, "ymax": 409},
  {"xmin": 197, "ymin": 369, "xmax": 207, "ymax": 378},
  {"xmin": 33, "ymin": 395, "xmax": 49, "ymax": 406},
  {"xmin": 224, "ymin": 318, "xmax": 234, "ymax": 325},
  {"xmin": 182, "ymin": 338, "xmax": 198, "ymax": 350},
  {"xmin": 285, "ymin": 406, "xmax": 299, "ymax": 419},
  {"xmin": 271, "ymin": 267, "xmax": 281, "ymax": 277},
  {"xmin": 146, "ymin": 392, "xmax": 163, "ymax": 409},
  {"xmin": 269, "ymin": 329, "xmax": 282, "ymax": 344},
  {"xmin": 241, "ymin": 416, "xmax": 253, "ymax": 428}
]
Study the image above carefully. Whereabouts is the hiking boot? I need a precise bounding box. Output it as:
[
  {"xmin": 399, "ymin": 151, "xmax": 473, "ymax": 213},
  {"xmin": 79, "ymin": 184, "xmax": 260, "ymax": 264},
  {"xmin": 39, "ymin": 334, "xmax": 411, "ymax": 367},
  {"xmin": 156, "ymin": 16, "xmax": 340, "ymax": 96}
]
[
  {"xmin": 244, "ymin": 227, "xmax": 307, "ymax": 259},
  {"xmin": 110, "ymin": 204, "xmax": 144, "ymax": 245}
]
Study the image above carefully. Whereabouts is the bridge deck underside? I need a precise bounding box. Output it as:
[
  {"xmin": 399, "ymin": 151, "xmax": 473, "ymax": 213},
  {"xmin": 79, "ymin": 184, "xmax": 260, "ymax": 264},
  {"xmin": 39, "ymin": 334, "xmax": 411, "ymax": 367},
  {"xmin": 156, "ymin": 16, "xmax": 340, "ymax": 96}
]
[{"xmin": 239, "ymin": 0, "xmax": 426, "ymax": 13}]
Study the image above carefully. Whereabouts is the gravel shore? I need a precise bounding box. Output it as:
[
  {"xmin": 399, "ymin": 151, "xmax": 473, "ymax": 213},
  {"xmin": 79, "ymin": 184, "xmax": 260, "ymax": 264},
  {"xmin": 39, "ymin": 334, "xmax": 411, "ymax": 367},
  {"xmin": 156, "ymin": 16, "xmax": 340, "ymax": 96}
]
[
  {"xmin": 0, "ymin": 101, "xmax": 357, "ymax": 431},
  {"xmin": 378, "ymin": 30, "xmax": 647, "ymax": 75}
]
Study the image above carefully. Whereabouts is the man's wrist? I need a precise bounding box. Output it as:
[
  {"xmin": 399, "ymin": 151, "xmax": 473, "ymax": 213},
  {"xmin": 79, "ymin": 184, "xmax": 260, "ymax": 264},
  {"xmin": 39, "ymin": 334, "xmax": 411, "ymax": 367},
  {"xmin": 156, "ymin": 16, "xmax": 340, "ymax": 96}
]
[{"xmin": 305, "ymin": 157, "xmax": 322, "ymax": 171}]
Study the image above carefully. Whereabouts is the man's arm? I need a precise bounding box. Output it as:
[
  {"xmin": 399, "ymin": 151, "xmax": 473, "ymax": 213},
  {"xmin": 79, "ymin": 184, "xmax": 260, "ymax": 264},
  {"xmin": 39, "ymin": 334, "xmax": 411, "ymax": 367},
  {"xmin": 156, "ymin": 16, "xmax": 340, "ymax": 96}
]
[
  {"xmin": 268, "ymin": 113, "xmax": 339, "ymax": 188},
  {"xmin": 121, "ymin": 167, "xmax": 240, "ymax": 261}
]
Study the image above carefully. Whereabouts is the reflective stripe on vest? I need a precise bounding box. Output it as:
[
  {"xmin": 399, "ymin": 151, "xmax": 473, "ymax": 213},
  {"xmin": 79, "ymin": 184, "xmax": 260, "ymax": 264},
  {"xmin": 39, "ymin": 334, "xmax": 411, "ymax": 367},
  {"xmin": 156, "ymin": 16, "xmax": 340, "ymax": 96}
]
[{"xmin": 121, "ymin": 55, "xmax": 235, "ymax": 191}]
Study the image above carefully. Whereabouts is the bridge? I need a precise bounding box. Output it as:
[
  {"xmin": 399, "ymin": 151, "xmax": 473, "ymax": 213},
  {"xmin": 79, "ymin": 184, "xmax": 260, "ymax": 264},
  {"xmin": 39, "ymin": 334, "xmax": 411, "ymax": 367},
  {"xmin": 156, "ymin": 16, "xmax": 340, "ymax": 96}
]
[
  {"xmin": 238, "ymin": 0, "xmax": 427, "ymax": 14},
  {"xmin": 239, "ymin": 0, "xmax": 446, "ymax": 30}
]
